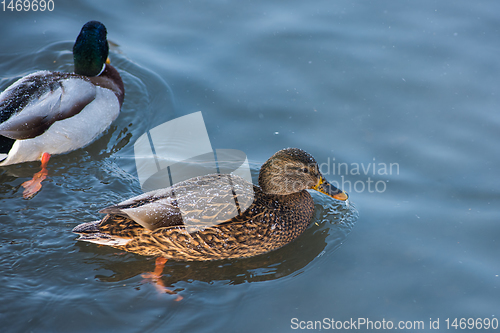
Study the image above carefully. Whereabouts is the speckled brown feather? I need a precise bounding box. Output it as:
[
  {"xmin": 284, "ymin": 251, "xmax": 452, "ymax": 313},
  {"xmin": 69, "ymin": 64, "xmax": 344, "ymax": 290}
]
[
  {"xmin": 117, "ymin": 188, "xmax": 314, "ymax": 260},
  {"xmin": 73, "ymin": 148, "xmax": 345, "ymax": 261},
  {"xmin": 77, "ymin": 186, "xmax": 314, "ymax": 261}
]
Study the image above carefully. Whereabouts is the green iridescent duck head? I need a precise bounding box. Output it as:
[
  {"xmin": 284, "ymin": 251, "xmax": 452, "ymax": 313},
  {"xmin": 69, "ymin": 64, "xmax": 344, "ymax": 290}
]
[
  {"xmin": 258, "ymin": 148, "xmax": 348, "ymax": 200},
  {"xmin": 73, "ymin": 21, "xmax": 109, "ymax": 77}
]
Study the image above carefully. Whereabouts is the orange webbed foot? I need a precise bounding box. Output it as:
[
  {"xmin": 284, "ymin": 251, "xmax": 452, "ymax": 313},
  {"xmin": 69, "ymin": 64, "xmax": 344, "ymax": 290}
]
[
  {"xmin": 22, "ymin": 153, "xmax": 51, "ymax": 199},
  {"xmin": 141, "ymin": 257, "xmax": 183, "ymax": 301}
]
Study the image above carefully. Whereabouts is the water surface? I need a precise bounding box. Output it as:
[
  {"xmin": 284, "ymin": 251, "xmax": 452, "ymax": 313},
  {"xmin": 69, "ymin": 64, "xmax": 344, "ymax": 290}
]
[{"xmin": 0, "ymin": 0, "xmax": 499, "ymax": 332}]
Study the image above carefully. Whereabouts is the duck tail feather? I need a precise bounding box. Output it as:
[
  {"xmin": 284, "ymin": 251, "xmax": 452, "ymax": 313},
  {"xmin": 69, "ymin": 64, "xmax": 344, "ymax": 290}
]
[{"xmin": 72, "ymin": 220, "xmax": 101, "ymax": 233}]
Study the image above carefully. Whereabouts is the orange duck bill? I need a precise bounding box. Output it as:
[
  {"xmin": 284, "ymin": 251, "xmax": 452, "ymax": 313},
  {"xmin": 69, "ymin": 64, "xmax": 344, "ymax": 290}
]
[{"xmin": 313, "ymin": 176, "xmax": 348, "ymax": 201}]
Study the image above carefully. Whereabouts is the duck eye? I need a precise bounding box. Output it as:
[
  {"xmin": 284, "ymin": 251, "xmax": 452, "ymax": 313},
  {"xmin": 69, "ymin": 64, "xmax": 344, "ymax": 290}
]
[{"xmin": 302, "ymin": 168, "xmax": 309, "ymax": 173}]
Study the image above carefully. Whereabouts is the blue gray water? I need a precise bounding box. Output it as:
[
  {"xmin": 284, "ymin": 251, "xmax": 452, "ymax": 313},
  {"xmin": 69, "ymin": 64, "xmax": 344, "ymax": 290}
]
[{"xmin": 0, "ymin": 0, "xmax": 499, "ymax": 332}]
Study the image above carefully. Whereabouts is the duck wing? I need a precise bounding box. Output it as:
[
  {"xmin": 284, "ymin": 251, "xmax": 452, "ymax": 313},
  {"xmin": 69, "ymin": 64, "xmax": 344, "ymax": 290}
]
[
  {"xmin": 0, "ymin": 71, "xmax": 96, "ymax": 140},
  {"xmin": 99, "ymin": 174, "xmax": 256, "ymax": 232},
  {"xmin": 99, "ymin": 186, "xmax": 183, "ymax": 231}
]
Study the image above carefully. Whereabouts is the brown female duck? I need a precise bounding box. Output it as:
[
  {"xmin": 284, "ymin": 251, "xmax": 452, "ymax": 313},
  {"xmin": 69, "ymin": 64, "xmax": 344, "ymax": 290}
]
[{"xmin": 73, "ymin": 148, "xmax": 348, "ymax": 261}]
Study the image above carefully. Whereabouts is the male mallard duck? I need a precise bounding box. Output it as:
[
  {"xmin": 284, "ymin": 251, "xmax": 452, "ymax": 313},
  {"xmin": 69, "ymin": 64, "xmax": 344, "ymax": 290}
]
[
  {"xmin": 0, "ymin": 21, "xmax": 124, "ymax": 198},
  {"xmin": 73, "ymin": 148, "xmax": 348, "ymax": 262}
]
